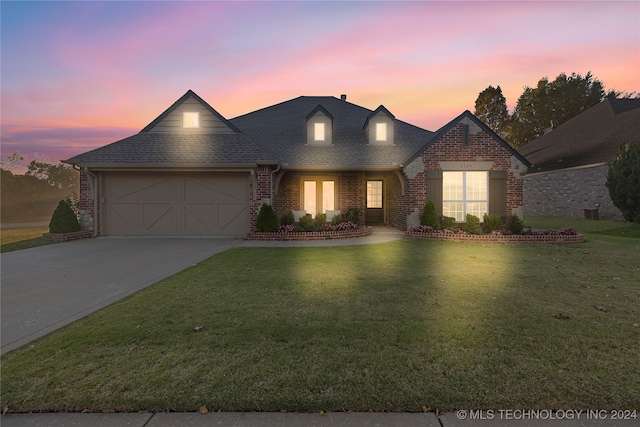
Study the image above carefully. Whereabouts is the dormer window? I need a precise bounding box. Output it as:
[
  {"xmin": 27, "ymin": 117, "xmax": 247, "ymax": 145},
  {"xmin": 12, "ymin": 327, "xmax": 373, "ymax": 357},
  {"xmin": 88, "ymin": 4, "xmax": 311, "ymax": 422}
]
[
  {"xmin": 306, "ymin": 105, "xmax": 333, "ymax": 145},
  {"xmin": 365, "ymin": 105, "xmax": 395, "ymax": 145},
  {"xmin": 183, "ymin": 112, "xmax": 200, "ymax": 128},
  {"xmin": 314, "ymin": 122, "xmax": 326, "ymax": 142},
  {"xmin": 376, "ymin": 122, "xmax": 387, "ymax": 141}
]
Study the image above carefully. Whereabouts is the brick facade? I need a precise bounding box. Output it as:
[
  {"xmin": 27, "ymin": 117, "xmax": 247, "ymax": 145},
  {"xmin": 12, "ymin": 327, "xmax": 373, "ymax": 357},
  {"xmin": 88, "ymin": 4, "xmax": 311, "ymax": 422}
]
[
  {"xmin": 401, "ymin": 121, "xmax": 526, "ymax": 229},
  {"xmin": 523, "ymin": 164, "xmax": 622, "ymax": 219}
]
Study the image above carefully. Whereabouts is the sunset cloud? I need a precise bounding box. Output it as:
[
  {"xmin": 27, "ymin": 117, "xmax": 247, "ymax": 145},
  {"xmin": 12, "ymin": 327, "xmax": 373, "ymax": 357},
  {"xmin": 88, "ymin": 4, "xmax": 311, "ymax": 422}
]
[{"xmin": 1, "ymin": 1, "xmax": 638, "ymax": 164}]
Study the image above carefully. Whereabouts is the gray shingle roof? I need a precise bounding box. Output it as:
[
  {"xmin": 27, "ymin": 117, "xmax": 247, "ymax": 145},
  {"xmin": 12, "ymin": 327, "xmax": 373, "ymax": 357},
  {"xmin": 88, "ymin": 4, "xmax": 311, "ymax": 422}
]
[
  {"xmin": 64, "ymin": 133, "xmax": 273, "ymax": 167},
  {"xmin": 518, "ymin": 99, "xmax": 640, "ymax": 174},
  {"xmin": 229, "ymin": 96, "xmax": 434, "ymax": 168}
]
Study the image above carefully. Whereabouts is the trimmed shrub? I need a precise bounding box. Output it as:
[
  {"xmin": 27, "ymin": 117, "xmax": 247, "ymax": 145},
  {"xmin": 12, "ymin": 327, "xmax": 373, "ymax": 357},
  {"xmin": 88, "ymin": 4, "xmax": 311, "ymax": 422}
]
[
  {"xmin": 344, "ymin": 208, "xmax": 361, "ymax": 225},
  {"xmin": 506, "ymin": 214, "xmax": 525, "ymax": 235},
  {"xmin": 298, "ymin": 214, "xmax": 313, "ymax": 231},
  {"xmin": 49, "ymin": 199, "xmax": 81, "ymax": 233},
  {"xmin": 330, "ymin": 213, "xmax": 343, "ymax": 225},
  {"xmin": 420, "ymin": 200, "xmax": 440, "ymax": 229},
  {"xmin": 256, "ymin": 204, "xmax": 279, "ymax": 232},
  {"xmin": 482, "ymin": 214, "xmax": 503, "ymax": 233},
  {"xmin": 462, "ymin": 214, "xmax": 481, "ymax": 234},
  {"xmin": 280, "ymin": 211, "xmax": 295, "ymax": 226},
  {"xmin": 315, "ymin": 213, "xmax": 327, "ymax": 228},
  {"xmin": 441, "ymin": 216, "xmax": 456, "ymax": 230},
  {"xmin": 606, "ymin": 142, "xmax": 640, "ymax": 223}
]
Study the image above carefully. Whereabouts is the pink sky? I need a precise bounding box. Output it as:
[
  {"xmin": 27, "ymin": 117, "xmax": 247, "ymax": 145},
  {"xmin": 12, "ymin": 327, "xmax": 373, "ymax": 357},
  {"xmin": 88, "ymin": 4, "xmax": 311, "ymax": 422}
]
[{"xmin": 1, "ymin": 1, "xmax": 638, "ymax": 169}]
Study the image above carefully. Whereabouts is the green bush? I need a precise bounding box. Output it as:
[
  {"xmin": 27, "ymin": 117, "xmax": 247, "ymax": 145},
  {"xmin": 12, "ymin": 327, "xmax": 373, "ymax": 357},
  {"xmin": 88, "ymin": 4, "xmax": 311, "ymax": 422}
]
[
  {"xmin": 441, "ymin": 216, "xmax": 456, "ymax": 230},
  {"xmin": 331, "ymin": 214, "xmax": 343, "ymax": 225},
  {"xmin": 606, "ymin": 142, "xmax": 640, "ymax": 223},
  {"xmin": 482, "ymin": 214, "xmax": 503, "ymax": 233},
  {"xmin": 49, "ymin": 199, "xmax": 80, "ymax": 233},
  {"xmin": 420, "ymin": 200, "xmax": 440, "ymax": 229},
  {"xmin": 344, "ymin": 208, "xmax": 361, "ymax": 225},
  {"xmin": 506, "ymin": 214, "xmax": 525, "ymax": 235},
  {"xmin": 256, "ymin": 204, "xmax": 279, "ymax": 232},
  {"xmin": 462, "ymin": 214, "xmax": 481, "ymax": 234},
  {"xmin": 280, "ymin": 211, "xmax": 294, "ymax": 226},
  {"xmin": 315, "ymin": 213, "xmax": 327, "ymax": 227},
  {"xmin": 299, "ymin": 214, "xmax": 315, "ymax": 232}
]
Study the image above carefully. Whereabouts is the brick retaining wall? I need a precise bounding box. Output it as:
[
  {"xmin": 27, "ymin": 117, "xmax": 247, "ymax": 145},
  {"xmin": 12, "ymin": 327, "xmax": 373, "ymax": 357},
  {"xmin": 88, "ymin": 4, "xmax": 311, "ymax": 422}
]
[
  {"xmin": 404, "ymin": 231, "xmax": 584, "ymax": 244},
  {"xmin": 247, "ymin": 226, "xmax": 372, "ymax": 241},
  {"xmin": 43, "ymin": 231, "xmax": 93, "ymax": 242}
]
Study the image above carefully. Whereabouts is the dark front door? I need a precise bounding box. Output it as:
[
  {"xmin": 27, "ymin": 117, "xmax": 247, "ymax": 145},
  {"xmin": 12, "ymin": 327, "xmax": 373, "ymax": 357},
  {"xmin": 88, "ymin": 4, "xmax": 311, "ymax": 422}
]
[{"xmin": 366, "ymin": 180, "xmax": 384, "ymax": 224}]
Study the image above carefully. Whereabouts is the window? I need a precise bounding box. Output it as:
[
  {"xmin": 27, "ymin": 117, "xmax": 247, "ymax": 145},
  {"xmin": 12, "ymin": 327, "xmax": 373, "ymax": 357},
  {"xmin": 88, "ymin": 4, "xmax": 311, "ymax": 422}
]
[
  {"xmin": 314, "ymin": 122, "xmax": 325, "ymax": 141},
  {"xmin": 303, "ymin": 179, "xmax": 335, "ymax": 217},
  {"xmin": 367, "ymin": 181, "xmax": 382, "ymax": 208},
  {"xmin": 183, "ymin": 112, "xmax": 200, "ymax": 128},
  {"xmin": 375, "ymin": 122, "xmax": 387, "ymax": 141},
  {"xmin": 443, "ymin": 171, "xmax": 488, "ymax": 222}
]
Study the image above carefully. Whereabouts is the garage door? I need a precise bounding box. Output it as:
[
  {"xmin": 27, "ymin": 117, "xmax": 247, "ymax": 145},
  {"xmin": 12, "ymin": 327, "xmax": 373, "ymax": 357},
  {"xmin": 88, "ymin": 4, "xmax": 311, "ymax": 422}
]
[{"xmin": 104, "ymin": 172, "xmax": 249, "ymax": 236}]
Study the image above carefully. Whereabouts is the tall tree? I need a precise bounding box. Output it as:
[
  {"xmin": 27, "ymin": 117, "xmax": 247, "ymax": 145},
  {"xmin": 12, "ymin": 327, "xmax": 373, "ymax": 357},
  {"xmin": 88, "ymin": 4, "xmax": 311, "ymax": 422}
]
[
  {"xmin": 474, "ymin": 85, "xmax": 510, "ymax": 141},
  {"xmin": 510, "ymin": 72, "xmax": 607, "ymax": 147}
]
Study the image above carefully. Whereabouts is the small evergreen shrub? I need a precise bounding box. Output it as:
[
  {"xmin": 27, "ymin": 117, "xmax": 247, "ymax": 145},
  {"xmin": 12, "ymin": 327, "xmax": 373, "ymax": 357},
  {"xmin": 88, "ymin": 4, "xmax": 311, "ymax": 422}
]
[
  {"xmin": 506, "ymin": 214, "xmax": 525, "ymax": 235},
  {"xmin": 49, "ymin": 199, "xmax": 81, "ymax": 233},
  {"xmin": 344, "ymin": 208, "xmax": 361, "ymax": 225},
  {"xmin": 280, "ymin": 211, "xmax": 294, "ymax": 226},
  {"xmin": 420, "ymin": 200, "xmax": 440, "ymax": 229},
  {"xmin": 441, "ymin": 216, "xmax": 456, "ymax": 230},
  {"xmin": 330, "ymin": 214, "xmax": 343, "ymax": 225},
  {"xmin": 482, "ymin": 214, "xmax": 503, "ymax": 233},
  {"xmin": 462, "ymin": 214, "xmax": 481, "ymax": 234},
  {"xmin": 299, "ymin": 214, "xmax": 315, "ymax": 232},
  {"xmin": 256, "ymin": 204, "xmax": 279, "ymax": 232},
  {"xmin": 315, "ymin": 213, "xmax": 327, "ymax": 228}
]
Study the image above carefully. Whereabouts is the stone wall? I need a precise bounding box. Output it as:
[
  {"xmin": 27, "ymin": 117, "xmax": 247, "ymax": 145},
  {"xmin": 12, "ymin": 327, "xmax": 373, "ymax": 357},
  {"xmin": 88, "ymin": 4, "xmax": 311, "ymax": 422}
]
[{"xmin": 523, "ymin": 164, "xmax": 622, "ymax": 219}]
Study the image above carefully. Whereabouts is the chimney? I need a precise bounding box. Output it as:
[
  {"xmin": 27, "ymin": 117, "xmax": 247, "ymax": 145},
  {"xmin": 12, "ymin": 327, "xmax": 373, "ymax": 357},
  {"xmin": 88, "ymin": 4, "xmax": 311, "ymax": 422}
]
[{"xmin": 340, "ymin": 94, "xmax": 347, "ymax": 101}]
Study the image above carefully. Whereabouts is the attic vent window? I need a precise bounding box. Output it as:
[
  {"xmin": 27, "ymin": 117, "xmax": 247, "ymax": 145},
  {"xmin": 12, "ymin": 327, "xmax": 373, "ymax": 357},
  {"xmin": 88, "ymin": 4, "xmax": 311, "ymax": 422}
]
[
  {"xmin": 376, "ymin": 122, "xmax": 387, "ymax": 141},
  {"xmin": 183, "ymin": 112, "xmax": 200, "ymax": 128},
  {"xmin": 314, "ymin": 122, "xmax": 326, "ymax": 141}
]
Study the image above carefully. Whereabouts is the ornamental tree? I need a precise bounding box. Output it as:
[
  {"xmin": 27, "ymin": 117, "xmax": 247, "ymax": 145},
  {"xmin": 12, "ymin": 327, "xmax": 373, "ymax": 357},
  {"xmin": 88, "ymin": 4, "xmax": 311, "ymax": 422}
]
[{"xmin": 606, "ymin": 143, "xmax": 640, "ymax": 223}]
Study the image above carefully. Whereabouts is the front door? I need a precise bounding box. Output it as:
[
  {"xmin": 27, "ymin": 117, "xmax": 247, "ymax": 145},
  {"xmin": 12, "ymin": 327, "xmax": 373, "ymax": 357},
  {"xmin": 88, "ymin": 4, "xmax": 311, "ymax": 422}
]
[{"xmin": 366, "ymin": 180, "xmax": 384, "ymax": 224}]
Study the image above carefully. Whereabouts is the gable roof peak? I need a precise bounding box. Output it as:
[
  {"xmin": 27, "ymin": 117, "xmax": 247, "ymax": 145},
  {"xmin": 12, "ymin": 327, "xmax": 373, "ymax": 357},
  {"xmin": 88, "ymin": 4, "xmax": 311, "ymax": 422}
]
[
  {"xmin": 140, "ymin": 89, "xmax": 242, "ymax": 134},
  {"xmin": 305, "ymin": 104, "xmax": 334, "ymax": 120}
]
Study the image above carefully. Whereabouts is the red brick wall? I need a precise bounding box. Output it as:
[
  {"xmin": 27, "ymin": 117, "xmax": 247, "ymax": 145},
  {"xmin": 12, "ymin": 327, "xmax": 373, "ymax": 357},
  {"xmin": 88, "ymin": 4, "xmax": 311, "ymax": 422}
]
[{"xmin": 401, "ymin": 122, "xmax": 526, "ymax": 229}]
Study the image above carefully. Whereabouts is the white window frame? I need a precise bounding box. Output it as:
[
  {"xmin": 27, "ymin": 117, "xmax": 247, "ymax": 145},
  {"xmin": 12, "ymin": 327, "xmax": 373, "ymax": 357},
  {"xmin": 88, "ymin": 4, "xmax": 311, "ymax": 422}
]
[
  {"xmin": 314, "ymin": 122, "xmax": 326, "ymax": 141},
  {"xmin": 367, "ymin": 180, "xmax": 383, "ymax": 208},
  {"xmin": 442, "ymin": 171, "xmax": 488, "ymax": 222},
  {"xmin": 183, "ymin": 112, "xmax": 200, "ymax": 128},
  {"xmin": 375, "ymin": 122, "xmax": 387, "ymax": 141},
  {"xmin": 302, "ymin": 177, "xmax": 336, "ymax": 217}
]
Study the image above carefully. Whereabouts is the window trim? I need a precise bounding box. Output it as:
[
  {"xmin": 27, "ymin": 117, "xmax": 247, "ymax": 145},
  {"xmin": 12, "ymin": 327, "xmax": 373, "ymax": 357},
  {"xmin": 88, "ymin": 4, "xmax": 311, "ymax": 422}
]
[
  {"xmin": 300, "ymin": 176, "xmax": 337, "ymax": 217},
  {"xmin": 375, "ymin": 122, "xmax": 387, "ymax": 142},
  {"xmin": 314, "ymin": 122, "xmax": 326, "ymax": 141},
  {"xmin": 182, "ymin": 111, "xmax": 200, "ymax": 128},
  {"xmin": 442, "ymin": 171, "xmax": 488, "ymax": 222}
]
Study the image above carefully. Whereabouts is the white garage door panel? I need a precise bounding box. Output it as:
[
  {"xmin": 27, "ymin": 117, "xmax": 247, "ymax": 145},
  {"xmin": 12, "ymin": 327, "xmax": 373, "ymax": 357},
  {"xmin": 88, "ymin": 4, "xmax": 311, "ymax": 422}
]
[{"xmin": 105, "ymin": 172, "xmax": 249, "ymax": 236}]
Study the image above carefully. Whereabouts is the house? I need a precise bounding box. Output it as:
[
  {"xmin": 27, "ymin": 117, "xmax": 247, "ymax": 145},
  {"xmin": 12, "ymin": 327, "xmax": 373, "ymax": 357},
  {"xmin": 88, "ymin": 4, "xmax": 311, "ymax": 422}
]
[
  {"xmin": 64, "ymin": 90, "xmax": 529, "ymax": 237},
  {"xmin": 518, "ymin": 98, "xmax": 640, "ymax": 219}
]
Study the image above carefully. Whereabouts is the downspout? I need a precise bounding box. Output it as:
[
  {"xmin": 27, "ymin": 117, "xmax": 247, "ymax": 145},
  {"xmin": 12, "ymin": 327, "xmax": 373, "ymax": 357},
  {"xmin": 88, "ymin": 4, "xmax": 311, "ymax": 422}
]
[
  {"xmin": 83, "ymin": 167, "xmax": 99, "ymax": 237},
  {"xmin": 270, "ymin": 164, "xmax": 281, "ymax": 205}
]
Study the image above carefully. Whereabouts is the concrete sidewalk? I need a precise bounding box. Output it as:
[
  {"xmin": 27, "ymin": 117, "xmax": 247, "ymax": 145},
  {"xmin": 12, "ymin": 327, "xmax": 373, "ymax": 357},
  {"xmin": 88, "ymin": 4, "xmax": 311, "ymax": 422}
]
[{"xmin": 3, "ymin": 411, "xmax": 636, "ymax": 426}]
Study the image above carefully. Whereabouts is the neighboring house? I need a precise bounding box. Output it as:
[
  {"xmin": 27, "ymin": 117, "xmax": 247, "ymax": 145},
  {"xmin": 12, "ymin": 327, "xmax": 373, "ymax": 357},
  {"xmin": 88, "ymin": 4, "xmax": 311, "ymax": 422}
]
[
  {"xmin": 64, "ymin": 90, "xmax": 529, "ymax": 237},
  {"xmin": 518, "ymin": 99, "xmax": 640, "ymax": 219}
]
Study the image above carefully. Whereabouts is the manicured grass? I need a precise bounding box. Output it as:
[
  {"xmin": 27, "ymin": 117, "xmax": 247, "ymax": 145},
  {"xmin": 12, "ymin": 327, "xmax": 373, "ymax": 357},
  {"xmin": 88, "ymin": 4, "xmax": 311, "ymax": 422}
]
[
  {"xmin": 0, "ymin": 227, "xmax": 55, "ymax": 252},
  {"xmin": 1, "ymin": 219, "xmax": 639, "ymax": 413}
]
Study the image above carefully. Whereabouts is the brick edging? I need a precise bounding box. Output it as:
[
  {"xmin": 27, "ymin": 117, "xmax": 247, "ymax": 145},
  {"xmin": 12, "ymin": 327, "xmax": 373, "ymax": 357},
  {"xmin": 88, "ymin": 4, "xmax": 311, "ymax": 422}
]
[
  {"xmin": 403, "ymin": 231, "xmax": 585, "ymax": 244},
  {"xmin": 247, "ymin": 226, "xmax": 373, "ymax": 241},
  {"xmin": 42, "ymin": 231, "xmax": 93, "ymax": 242}
]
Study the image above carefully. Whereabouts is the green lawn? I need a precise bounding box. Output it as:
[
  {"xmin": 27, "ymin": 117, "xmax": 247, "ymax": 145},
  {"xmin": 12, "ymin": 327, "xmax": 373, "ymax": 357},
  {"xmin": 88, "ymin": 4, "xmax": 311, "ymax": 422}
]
[
  {"xmin": 1, "ymin": 218, "xmax": 639, "ymax": 413},
  {"xmin": 0, "ymin": 227, "xmax": 55, "ymax": 252}
]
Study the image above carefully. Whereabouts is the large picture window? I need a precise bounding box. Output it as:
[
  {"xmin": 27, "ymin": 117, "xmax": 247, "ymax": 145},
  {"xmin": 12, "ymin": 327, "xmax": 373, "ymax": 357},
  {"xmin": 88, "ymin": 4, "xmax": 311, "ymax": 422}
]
[
  {"xmin": 303, "ymin": 179, "xmax": 335, "ymax": 217},
  {"xmin": 443, "ymin": 171, "xmax": 488, "ymax": 221}
]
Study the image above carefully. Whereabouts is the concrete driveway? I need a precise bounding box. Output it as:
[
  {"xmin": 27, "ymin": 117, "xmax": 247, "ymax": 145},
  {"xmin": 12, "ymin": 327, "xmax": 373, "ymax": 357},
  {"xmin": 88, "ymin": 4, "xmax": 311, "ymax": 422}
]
[{"xmin": 1, "ymin": 237, "xmax": 241, "ymax": 354}]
